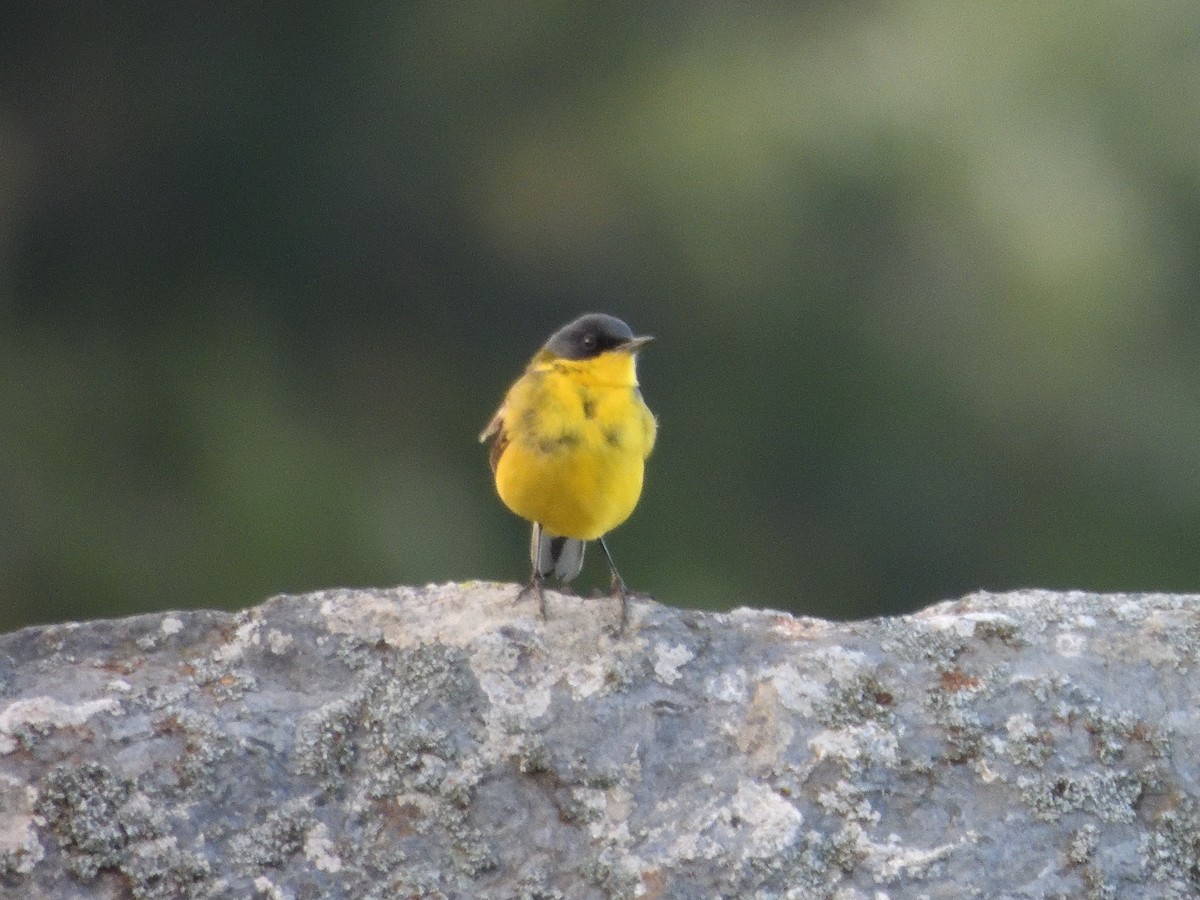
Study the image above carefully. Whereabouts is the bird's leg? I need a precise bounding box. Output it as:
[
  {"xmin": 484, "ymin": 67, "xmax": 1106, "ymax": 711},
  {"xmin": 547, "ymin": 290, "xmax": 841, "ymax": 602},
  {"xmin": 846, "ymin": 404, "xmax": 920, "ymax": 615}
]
[
  {"xmin": 515, "ymin": 572, "xmax": 547, "ymax": 620},
  {"xmin": 598, "ymin": 536, "xmax": 630, "ymax": 632},
  {"xmin": 515, "ymin": 522, "xmax": 549, "ymax": 620}
]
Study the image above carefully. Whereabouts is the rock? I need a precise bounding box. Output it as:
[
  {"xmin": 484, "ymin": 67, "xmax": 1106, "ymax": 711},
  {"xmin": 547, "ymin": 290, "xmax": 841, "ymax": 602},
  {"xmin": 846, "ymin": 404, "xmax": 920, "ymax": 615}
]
[{"xmin": 1, "ymin": 585, "xmax": 1199, "ymax": 899}]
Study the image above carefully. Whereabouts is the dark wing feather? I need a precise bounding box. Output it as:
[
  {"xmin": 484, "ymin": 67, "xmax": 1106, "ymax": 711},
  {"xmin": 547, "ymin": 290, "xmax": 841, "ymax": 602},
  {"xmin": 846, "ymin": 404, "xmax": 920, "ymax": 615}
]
[{"xmin": 479, "ymin": 407, "xmax": 509, "ymax": 474}]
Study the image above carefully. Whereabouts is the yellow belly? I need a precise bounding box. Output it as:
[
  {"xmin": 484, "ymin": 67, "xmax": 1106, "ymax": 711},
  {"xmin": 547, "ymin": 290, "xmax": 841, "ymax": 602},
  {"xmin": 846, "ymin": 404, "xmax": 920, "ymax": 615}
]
[
  {"xmin": 496, "ymin": 438, "xmax": 644, "ymax": 540},
  {"xmin": 492, "ymin": 358, "xmax": 655, "ymax": 541}
]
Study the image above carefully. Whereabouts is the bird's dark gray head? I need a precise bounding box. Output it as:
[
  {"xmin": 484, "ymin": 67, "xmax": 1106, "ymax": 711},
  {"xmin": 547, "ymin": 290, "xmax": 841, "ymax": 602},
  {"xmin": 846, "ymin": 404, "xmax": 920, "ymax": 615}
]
[{"xmin": 543, "ymin": 313, "xmax": 652, "ymax": 360}]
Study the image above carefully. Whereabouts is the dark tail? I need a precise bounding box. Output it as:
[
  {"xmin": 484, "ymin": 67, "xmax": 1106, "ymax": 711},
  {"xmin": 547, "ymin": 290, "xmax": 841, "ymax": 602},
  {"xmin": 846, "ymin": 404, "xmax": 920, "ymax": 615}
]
[{"xmin": 530, "ymin": 523, "xmax": 586, "ymax": 584}]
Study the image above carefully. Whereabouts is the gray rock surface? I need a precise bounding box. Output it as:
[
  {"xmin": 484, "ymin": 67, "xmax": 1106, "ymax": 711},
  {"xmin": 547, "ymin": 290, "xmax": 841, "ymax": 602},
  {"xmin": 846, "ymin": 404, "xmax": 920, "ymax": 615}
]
[{"xmin": 1, "ymin": 585, "xmax": 1199, "ymax": 899}]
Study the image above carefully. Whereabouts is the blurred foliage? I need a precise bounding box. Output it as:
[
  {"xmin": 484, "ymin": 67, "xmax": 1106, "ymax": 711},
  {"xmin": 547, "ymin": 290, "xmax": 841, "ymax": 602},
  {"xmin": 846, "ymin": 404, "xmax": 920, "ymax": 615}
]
[{"xmin": 2, "ymin": 1, "xmax": 1199, "ymax": 632}]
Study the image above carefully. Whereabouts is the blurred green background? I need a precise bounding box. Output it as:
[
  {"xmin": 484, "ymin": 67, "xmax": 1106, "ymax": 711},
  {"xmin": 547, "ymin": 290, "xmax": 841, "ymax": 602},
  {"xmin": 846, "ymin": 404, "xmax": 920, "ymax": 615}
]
[{"xmin": 3, "ymin": 2, "xmax": 1198, "ymax": 633}]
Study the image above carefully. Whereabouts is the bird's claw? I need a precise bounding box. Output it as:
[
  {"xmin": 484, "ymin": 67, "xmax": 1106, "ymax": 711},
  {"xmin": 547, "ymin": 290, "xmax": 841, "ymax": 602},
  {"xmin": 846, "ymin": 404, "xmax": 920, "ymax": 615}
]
[
  {"xmin": 610, "ymin": 575, "xmax": 630, "ymax": 634},
  {"xmin": 516, "ymin": 575, "xmax": 548, "ymax": 620}
]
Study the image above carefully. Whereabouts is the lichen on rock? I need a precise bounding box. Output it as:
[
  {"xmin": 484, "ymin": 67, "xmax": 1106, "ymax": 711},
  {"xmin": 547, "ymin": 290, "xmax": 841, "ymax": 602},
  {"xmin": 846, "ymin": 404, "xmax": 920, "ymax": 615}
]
[{"xmin": 1, "ymin": 586, "xmax": 1199, "ymax": 898}]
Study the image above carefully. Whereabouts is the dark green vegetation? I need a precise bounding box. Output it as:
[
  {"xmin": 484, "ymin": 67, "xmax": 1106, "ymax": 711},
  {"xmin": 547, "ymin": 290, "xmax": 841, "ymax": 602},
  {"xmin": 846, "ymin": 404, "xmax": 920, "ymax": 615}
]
[{"xmin": 3, "ymin": 4, "xmax": 1199, "ymax": 629}]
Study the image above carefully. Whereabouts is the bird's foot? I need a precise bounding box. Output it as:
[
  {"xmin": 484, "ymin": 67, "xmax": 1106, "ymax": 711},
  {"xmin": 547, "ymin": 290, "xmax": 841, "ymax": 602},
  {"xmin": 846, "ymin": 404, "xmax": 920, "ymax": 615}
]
[
  {"xmin": 610, "ymin": 574, "xmax": 631, "ymax": 635},
  {"xmin": 515, "ymin": 575, "xmax": 548, "ymax": 620}
]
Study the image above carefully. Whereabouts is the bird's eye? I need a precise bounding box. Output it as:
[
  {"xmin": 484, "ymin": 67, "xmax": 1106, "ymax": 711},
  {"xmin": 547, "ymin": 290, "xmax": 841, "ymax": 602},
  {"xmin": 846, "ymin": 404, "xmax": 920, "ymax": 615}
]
[{"xmin": 582, "ymin": 333, "xmax": 597, "ymax": 349}]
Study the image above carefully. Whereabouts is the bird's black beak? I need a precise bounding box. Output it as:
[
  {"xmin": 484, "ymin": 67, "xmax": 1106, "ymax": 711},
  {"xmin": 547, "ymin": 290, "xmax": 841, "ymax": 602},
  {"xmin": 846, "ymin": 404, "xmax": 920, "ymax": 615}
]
[{"xmin": 620, "ymin": 335, "xmax": 654, "ymax": 352}]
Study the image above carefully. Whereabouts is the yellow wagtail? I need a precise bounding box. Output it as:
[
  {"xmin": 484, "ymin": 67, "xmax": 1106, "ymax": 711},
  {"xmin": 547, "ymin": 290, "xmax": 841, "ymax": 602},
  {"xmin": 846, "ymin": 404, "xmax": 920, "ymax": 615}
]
[{"xmin": 480, "ymin": 313, "xmax": 657, "ymax": 628}]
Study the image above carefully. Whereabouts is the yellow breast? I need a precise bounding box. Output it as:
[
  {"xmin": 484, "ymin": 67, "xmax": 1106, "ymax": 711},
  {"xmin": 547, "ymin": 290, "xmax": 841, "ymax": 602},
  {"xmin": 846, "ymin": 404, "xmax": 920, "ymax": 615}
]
[{"xmin": 493, "ymin": 351, "xmax": 656, "ymax": 540}]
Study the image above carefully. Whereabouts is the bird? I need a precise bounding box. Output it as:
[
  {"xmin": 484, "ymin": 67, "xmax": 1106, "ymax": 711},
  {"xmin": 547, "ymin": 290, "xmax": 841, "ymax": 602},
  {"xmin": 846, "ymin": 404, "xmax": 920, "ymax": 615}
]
[{"xmin": 480, "ymin": 313, "xmax": 657, "ymax": 629}]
